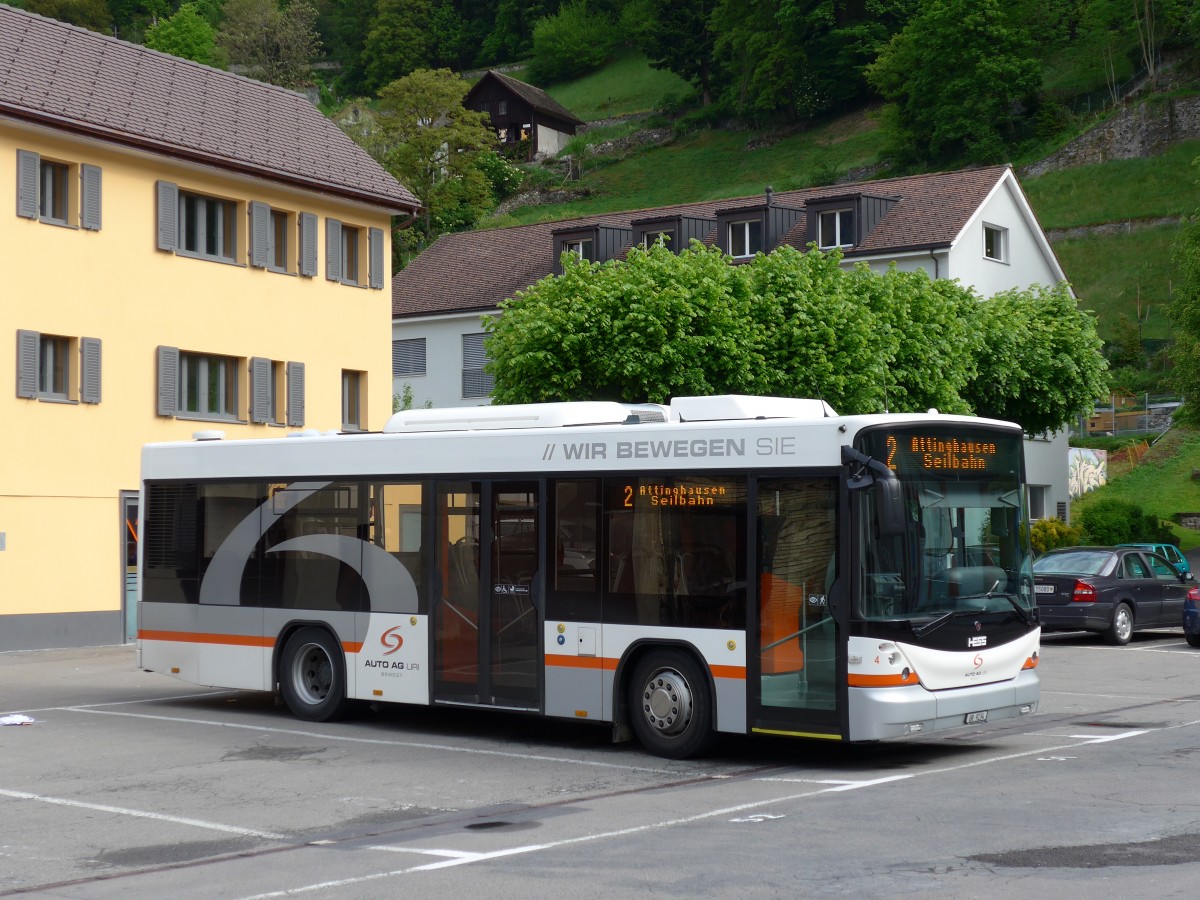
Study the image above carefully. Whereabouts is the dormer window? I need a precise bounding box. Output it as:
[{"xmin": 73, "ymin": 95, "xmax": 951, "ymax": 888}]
[
  {"xmin": 641, "ymin": 229, "xmax": 674, "ymax": 248},
  {"xmin": 729, "ymin": 219, "xmax": 762, "ymax": 258},
  {"xmin": 817, "ymin": 209, "xmax": 855, "ymax": 249},
  {"xmin": 563, "ymin": 238, "xmax": 593, "ymax": 260}
]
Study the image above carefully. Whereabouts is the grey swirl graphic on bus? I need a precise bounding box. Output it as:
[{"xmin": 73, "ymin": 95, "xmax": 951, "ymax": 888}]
[{"xmin": 198, "ymin": 481, "xmax": 418, "ymax": 612}]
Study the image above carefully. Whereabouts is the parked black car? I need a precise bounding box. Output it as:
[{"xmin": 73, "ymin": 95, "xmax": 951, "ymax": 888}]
[{"xmin": 1033, "ymin": 546, "xmax": 1199, "ymax": 645}]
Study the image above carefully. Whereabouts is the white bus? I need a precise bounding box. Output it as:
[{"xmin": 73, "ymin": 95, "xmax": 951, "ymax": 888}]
[{"xmin": 137, "ymin": 396, "xmax": 1040, "ymax": 758}]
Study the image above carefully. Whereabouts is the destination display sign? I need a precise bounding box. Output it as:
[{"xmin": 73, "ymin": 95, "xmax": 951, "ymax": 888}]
[{"xmin": 859, "ymin": 427, "xmax": 1021, "ymax": 477}]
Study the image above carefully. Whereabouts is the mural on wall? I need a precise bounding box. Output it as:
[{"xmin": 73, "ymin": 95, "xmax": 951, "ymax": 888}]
[{"xmin": 1068, "ymin": 448, "xmax": 1108, "ymax": 499}]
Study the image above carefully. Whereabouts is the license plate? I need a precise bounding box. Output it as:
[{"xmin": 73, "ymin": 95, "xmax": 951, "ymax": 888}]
[
  {"xmin": 1034, "ymin": 584, "xmax": 1055, "ymax": 594},
  {"xmin": 965, "ymin": 711, "xmax": 988, "ymax": 725}
]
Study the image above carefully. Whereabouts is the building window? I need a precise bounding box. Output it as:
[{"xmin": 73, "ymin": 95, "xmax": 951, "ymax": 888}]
[
  {"xmin": 498, "ymin": 100, "xmax": 508, "ymax": 116},
  {"xmin": 18, "ymin": 151, "xmax": 101, "ymax": 230},
  {"xmin": 270, "ymin": 210, "xmax": 289, "ymax": 271},
  {"xmin": 480, "ymin": 101, "xmax": 490, "ymax": 114},
  {"xmin": 16, "ymin": 330, "xmax": 101, "ymax": 403},
  {"xmin": 39, "ymin": 161, "xmax": 69, "ymax": 224},
  {"xmin": 342, "ymin": 370, "xmax": 364, "ymax": 431},
  {"xmin": 179, "ymin": 191, "xmax": 237, "ymax": 262},
  {"xmin": 393, "ymin": 338, "xmax": 427, "ymax": 377},
  {"xmin": 984, "ymin": 224, "xmax": 1008, "ymax": 262},
  {"xmin": 1027, "ymin": 485, "xmax": 1047, "ymax": 520},
  {"xmin": 326, "ymin": 219, "xmax": 381, "ymax": 287},
  {"xmin": 462, "ymin": 333, "xmax": 494, "ymax": 399},
  {"xmin": 729, "ymin": 219, "xmax": 762, "ymax": 258},
  {"xmin": 817, "ymin": 209, "xmax": 855, "ymax": 249},
  {"xmin": 179, "ymin": 352, "xmax": 239, "ymax": 419},
  {"xmin": 642, "ymin": 229, "xmax": 675, "ymax": 249},
  {"xmin": 562, "ymin": 238, "xmax": 593, "ymax": 261},
  {"xmin": 342, "ymin": 226, "xmax": 360, "ymax": 283}
]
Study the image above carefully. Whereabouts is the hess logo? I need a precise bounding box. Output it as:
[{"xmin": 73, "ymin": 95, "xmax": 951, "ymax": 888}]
[{"xmin": 381, "ymin": 626, "xmax": 405, "ymax": 656}]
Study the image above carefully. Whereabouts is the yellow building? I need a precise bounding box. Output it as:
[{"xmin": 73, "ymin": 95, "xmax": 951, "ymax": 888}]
[{"xmin": 1, "ymin": 6, "xmax": 420, "ymax": 650}]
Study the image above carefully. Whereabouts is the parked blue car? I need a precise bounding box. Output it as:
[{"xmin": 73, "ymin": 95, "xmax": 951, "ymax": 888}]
[{"xmin": 1118, "ymin": 543, "xmax": 1192, "ymax": 579}]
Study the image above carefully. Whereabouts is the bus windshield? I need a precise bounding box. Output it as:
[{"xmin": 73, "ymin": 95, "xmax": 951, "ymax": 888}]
[{"xmin": 853, "ymin": 426, "xmax": 1034, "ymax": 623}]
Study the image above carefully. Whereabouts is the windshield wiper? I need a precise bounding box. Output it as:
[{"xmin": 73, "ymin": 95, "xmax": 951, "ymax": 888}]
[{"xmin": 912, "ymin": 608, "xmax": 987, "ymax": 637}]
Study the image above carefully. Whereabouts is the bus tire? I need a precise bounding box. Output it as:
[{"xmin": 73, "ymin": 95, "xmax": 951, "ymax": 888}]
[
  {"xmin": 279, "ymin": 627, "xmax": 349, "ymax": 722},
  {"xmin": 628, "ymin": 649, "xmax": 715, "ymax": 759}
]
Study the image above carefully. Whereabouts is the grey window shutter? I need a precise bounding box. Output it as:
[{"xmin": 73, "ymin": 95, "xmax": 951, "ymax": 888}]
[
  {"xmin": 325, "ymin": 219, "xmax": 342, "ymax": 282},
  {"xmin": 156, "ymin": 181, "xmax": 178, "ymax": 251},
  {"xmin": 80, "ymin": 164, "xmax": 102, "ymax": 231},
  {"xmin": 157, "ymin": 346, "xmax": 179, "ymax": 416},
  {"xmin": 286, "ymin": 361, "xmax": 305, "ymax": 426},
  {"xmin": 249, "ymin": 201, "xmax": 269, "ymax": 268},
  {"xmin": 299, "ymin": 212, "xmax": 317, "ymax": 277},
  {"xmin": 368, "ymin": 227, "xmax": 385, "ymax": 289},
  {"xmin": 249, "ymin": 356, "xmax": 270, "ymax": 423},
  {"xmin": 17, "ymin": 150, "xmax": 39, "ymax": 219},
  {"xmin": 16, "ymin": 329, "xmax": 39, "ymax": 398},
  {"xmin": 80, "ymin": 337, "xmax": 102, "ymax": 403}
]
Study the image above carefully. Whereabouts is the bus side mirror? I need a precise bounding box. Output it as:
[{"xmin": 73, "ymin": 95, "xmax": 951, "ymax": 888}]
[{"xmin": 875, "ymin": 476, "xmax": 906, "ymax": 538}]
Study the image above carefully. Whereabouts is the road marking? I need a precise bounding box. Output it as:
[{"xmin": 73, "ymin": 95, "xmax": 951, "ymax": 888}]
[
  {"xmin": 1069, "ymin": 729, "xmax": 1148, "ymax": 743},
  {"xmin": 0, "ymin": 788, "xmax": 285, "ymax": 839},
  {"xmin": 62, "ymin": 707, "xmax": 675, "ymax": 775}
]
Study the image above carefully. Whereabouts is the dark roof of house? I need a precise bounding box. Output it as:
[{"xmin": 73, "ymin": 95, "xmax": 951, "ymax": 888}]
[
  {"xmin": 0, "ymin": 4, "xmax": 420, "ymax": 212},
  {"xmin": 393, "ymin": 165, "xmax": 1015, "ymax": 318},
  {"xmin": 467, "ymin": 70, "xmax": 584, "ymax": 127}
]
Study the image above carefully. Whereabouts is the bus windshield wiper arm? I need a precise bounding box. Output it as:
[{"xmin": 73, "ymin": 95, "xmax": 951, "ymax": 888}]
[{"xmin": 912, "ymin": 608, "xmax": 986, "ymax": 638}]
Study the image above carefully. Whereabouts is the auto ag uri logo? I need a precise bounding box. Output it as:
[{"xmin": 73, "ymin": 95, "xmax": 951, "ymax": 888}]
[{"xmin": 381, "ymin": 626, "xmax": 405, "ymax": 656}]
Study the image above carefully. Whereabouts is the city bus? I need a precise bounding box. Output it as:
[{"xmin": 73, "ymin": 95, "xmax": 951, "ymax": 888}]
[{"xmin": 137, "ymin": 395, "xmax": 1040, "ymax": 758}]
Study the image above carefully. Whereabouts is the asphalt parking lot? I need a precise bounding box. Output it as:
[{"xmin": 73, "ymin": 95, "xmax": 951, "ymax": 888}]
[{"xmin": 4, "ymin": 630, "xmax": 1200, "ymax": 899}]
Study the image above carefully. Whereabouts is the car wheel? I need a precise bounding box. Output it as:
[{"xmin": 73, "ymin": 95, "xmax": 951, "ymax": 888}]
[
  {"xmin": 1104, "ymin": 602, "xmax": 1133, "ymax": 646},
  {"xmin": 1186, "ymin": 633, "xmax": 1200, "ymax": 649},
  {"xmin": 628, "ymin": 649, "xmax": 716, "ymax": 759}
]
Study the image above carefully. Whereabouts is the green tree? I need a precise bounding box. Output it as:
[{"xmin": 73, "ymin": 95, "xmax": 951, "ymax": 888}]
[
  {"xmin": 371, "ymin": 68, "xmax": 498, "ymax": 259},
  {"xmin": 144, "ymin": 3, "xmax": 223, "ymax": 66},
  {"xmin": 964, "ymin": 283, "xmax": 1108, "ymax": 435},
  {"xmin": 22, "ymin": 0, "xmax": 112, "ymax": 31},
  {"xmin": 217, "ymin": 0, "xmax": 322, "ymax": 89},
  {"xmin": 486, "ymin": 242, "xmax": 762, "ymax": 404},
  {"xmin": 627, "ymin": 0, "xmax": 721, "ymax": 105},
  {"xmin": 528, "ymin": 0, "xmax": 618, "ymax": 85},
  {"xmin": 866, "ymin": 0, "xmax": 1041, "ymax": 167},
  {"xmin": 1169, "ymin": 196, "xmax": 1200, "ymax": 424}
]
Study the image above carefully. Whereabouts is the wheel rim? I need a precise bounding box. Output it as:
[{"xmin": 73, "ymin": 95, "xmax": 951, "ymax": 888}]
[
  {"xmin": 1115, "ymin": 607, "xmax": 1133, "ymax": 642},
  {"xmin": 291, "ymin": 642, "xmax": 333, "ymax": 705},
  {"xmin": 639, "ymin": 666, "xmax": 694, "ymax": 737}
]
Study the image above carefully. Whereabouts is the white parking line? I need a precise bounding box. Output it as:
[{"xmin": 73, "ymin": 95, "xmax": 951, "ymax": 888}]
[
  {"xmin": 0, "ymin": 787, "xmax": 285, "ymax": 839},
  {"xmin": 63, "ymin": 707, "xmax": 676, "ymax": 775}
]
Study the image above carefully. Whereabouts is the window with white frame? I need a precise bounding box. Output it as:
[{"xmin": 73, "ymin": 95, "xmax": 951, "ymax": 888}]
[
  {"xmin": 1027, "ymin": 485, "xmax": 1047, "ymax": 520},
  {"xmin": 817, "ymin": 209, "xmax": 855, "ymax": 249},
  {"xmin": 728, "ymin": 219, "xmax": 762, "ymax": 258},
  {"xmin": 984, "ymin": 224, "xmax": 1008, "ymax": 262},
  {"xmin": 462, "ymin": 333, "xmax": 494, "ymax": 399},
  {"xmin": 342, "ymin": 369, "xmax": 365, "ymax": 431},
  {"xmin": 393, "ymin": 338, "xmax": 427, "ymax": 377},
  {"xmin": 642, "ymin": 229, "xmax": 675, "ymax": 249},
  {"xmin": 563, "ymin": 238, "xmax": 593, "ymax": 261}
]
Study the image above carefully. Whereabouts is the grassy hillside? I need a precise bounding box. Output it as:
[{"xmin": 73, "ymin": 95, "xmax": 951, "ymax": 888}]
[{"xmin": 1074, "ymin": 428, "xmax": 1200, "ymax": 549}]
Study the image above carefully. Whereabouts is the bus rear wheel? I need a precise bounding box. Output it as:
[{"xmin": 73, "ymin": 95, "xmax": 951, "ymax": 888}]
[
  {"xmin": 628, "ymin": 649, "xmax": 715, "ymax": 759},
  {"xmin": 279, "ymin": 627, "xmax": 348, "ymax": 722}
]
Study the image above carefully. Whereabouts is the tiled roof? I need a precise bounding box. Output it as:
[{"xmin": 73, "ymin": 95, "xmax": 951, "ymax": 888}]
[
  {"xmin": 473, "ymin": 71, "xmax": 584, "ymax": 127},
  {"xmin": 0, "ymin": 4, "xmax": 420, "ymax": 212},
  {"xmin": 393, "ymin": 165, "xmax": 1012, "ymax": 318}
]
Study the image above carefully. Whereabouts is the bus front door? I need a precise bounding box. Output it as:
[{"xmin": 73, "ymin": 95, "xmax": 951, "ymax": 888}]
[
  {"xmin": 434, "ymin": 481, "xmax": 541, "ymax": 710},
  {"xmin": 752, "ymin": 477, "xmax": 843, "ymax": 737}
]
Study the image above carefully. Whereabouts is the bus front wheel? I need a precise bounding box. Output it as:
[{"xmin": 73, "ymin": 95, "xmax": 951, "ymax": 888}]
[
  {"xmin": 628, "ymin": 649, "xmax": 715, "ymax": 759},
  {"xmin": 279, "ymin": 627, "xmax": 349, "ymax": 722}
]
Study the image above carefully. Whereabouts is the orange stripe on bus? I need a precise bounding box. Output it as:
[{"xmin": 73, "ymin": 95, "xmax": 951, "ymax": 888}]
[
  {"xmin": 138, "ymin": 630, "xmax": 275, "ymax": 648},
  {"xmin": 544, "ymin": 655, "xmax": 618, "ymax": 671},
  {"xmin": 343, "ymin": 642, "xmax": 364, "ymax": 654},
  {"xmin": 848, "ymin": 672, "xmax": 919, "ymax": 687},
  {"xmin": 709, "ymin": 664, "xmax": 746, "ymax": 680}
]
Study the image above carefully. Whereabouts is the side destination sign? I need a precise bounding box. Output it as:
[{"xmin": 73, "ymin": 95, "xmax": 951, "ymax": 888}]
[{"xmin": 540, "ymin": 436, "xmax": 799, "ymax": 462}]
